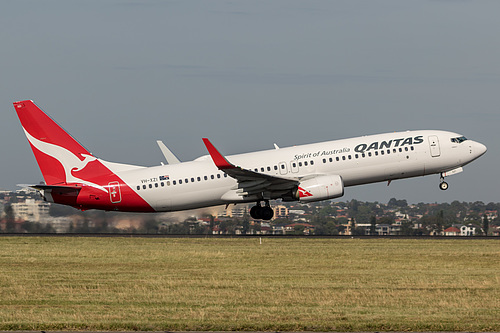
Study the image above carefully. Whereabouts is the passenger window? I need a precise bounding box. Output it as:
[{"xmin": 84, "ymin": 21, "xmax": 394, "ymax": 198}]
[
  {"xmin": 261, "ymin": 167, "xmax": 265, "ymax": 172},
  {"xmin": 217, "ymin": 174, "xmax": 221, "ymax": 179},
  {"xmin": 342, "ymin": 156, "xmax": 346, "ymax": 161},
  {"xmin": 224, "ymin": 174, "xmax": 228, "ymax": 177},
  {"xmin": 179, "ymin": 179, "xmax": 182, "ymax": 184},
  {"xmin": 304, "ymin": 161, "xmax": 308, "ymax": 166},
  {"xmin": 355, "ymin": 154, "xmax": 359, "ymax": 159},
  {"xmin": 161, "ymin": 182, "xmax": 164, "ymax": 187},
  {"xmin": 336, "ymin": 157, "xmax": 340, "ymax": 162},
  {"xmin": 143, "ymin": 185, "xmax": 146, "ymax": 189},
  {"xmin": 155, "ymin": 183, "xmax": 159, "ymax": 188},
  {"xmin": 185, "ymin": 178, "xmax": 189, "ymax": 183},
  {"xmin": 405, "ymin": 147, "xmax": 409, "ymax": 151},
  {"xmin": 311, "ymin": 160, "xmax": 314, "ymax": 165},
  {"xmin": 323, "ymin": 158, "xmax": 326, "ymax": 163},
  {"xmin": 348, "ymin": 155, "xmax": 352, "ymax": 160},
  {"xmin": 149, "ymin": 184, "xmax": 152, "ymax": 188},
  {"xmin": 197, "ymin": 177, "xmax": 201, "ymax": 181},
  {"xmin": 299, "ymin": 162, "xmax": 302, "ymax": 167},
  {"xmin": 368, "ymin": 152, "xmax": 372, "ymax": 157},
  {"xmin": 173, "ymin": 180, "xmax": 176, "ymax": 185},
  {"xmin": 211, "ymin": 175, "xmax": 214, "ymax": 179},
  {"xmin": 281, "ymin": 164, "xmax": 285, "ymax": 169},
  {"xmin": 375, "ymin": 151, "xmax": 379, "ymax": 156},
  {"xmin": 381, "ymin": 150, "xmax": 384, "ymax": 155},
  {"xmin": 137, "ymin": 186, "xmax": 141, "ymax": 191},
  {"xmin": 274, "ymin": 165, "xmax": 278, "ymax": 170},
  {"xmin": 267, "ymin": 166, "xmax": 271, "ymax": 171},
  {"xmin": 329, "ymin": 158, "xmax": 333, "ymax": 162},
  {"xmin": 204, "ymin": 176, "xmax": 208, "ymax": 180}
]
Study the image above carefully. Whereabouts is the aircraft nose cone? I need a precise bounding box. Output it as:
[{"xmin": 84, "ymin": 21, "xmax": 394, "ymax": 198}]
[{"xmin": 476, "ymin": 142, "xmax": 487, "ymax": 156}]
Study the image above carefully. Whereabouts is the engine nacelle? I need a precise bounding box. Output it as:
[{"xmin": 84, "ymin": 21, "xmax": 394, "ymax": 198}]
[{"xmin": 297, "ymin": 174, "xmax": 344, "ymax": 203}]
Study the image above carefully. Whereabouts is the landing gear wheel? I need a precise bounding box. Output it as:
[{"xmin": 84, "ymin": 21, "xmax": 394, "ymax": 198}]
[
  {"xmin": 261, "ymin": 206, "xmax": 274, "ymax": 220},
  {"xmin": 249, "ymin": 201, "xmax": 274, "ymax": 220},
  {"xmin": 439, "ymin": 181, "xmax": 449, "ymax": 191},
  {"xmin": 250, "ymin": 205, "xmax": 262, "ymax": 219}
]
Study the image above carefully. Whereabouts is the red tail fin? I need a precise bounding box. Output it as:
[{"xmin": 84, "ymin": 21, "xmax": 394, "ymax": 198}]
[
  {"xmin": 14, "ymin": 100, "xmax": 154, "ymax": 212},
  {"xmin": 14, "ymin": 100, "xmax": 96, "ymax": 186}
]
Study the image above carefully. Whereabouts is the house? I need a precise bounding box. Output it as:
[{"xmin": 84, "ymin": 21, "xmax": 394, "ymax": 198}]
[
  {"xmin": 285, "ymin": 223, "xmax": 315, "ymax": 235},
  {"xmin": 453, "ymin": 224, "xmax": 479, "ymax": 236},
  {"xmin": 443, "ymin": 226, "xmax": 460, "ymax": 236}
]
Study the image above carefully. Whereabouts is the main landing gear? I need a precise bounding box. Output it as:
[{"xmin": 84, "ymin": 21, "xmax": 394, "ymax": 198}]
[
  {"xmin": 439, "ymin": 173, "xmax": 449, "ymax": 191},
  {"xmin": 250, "ymin": 200, "xmax": 274, "ymax": 220}
]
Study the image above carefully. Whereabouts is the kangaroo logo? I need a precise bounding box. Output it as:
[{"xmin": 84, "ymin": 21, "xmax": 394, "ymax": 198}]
[{"xmin": 23, "ymin": 128, "xmax": 108, "ymax": 193}]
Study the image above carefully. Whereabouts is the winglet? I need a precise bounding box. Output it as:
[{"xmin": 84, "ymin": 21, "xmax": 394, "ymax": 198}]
[
  {"xmin": 156, "ymin": 140, "xmax": 181, "ymax": 164},
  {"xmin": 202, "ymin": 138, "xmax": 236, "ymax": 170}
]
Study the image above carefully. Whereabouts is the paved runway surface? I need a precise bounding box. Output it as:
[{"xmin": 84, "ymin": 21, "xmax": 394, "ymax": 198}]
[{"xmin": 2, "ymin": 331, "xmax": 499, "ymax": 333}]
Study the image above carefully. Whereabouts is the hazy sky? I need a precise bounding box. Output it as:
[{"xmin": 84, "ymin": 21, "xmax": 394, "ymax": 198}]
[{"xmin": 1, "ymin": 0, "xmax": 499, "ymax": 205}]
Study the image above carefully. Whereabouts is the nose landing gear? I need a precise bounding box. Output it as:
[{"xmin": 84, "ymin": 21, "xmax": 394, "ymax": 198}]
[
  {"xmin": 249, "ymin": 200, "xmax": 274, "ymax": 220},
  {"xmin": 439, "ymin": 173, "xmax": 449, "ymax": 191}
]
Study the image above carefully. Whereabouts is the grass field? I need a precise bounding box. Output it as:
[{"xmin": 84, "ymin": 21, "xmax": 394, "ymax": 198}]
[{"xmin": 0, "ymin": 236, "xmax": 499, "ymax": 331}]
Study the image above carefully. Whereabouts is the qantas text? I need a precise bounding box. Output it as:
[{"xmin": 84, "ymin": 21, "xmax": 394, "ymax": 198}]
[{"xmin": 354, "ymin": 136, "xmax": 424, "ymax": 153}]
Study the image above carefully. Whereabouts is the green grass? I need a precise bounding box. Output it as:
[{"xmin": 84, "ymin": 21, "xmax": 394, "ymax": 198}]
[{"xmin": 0, "ymin": 237, "xmax": 499, "ymax": 331}]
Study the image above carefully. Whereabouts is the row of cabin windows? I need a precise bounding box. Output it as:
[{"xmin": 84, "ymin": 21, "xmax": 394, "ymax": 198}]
[
  {"xmin": 136, "ymin": 147, "xmax": 415, "ymax": 191},
  {"xmin": 137, "ymin": 173, "xmax": 228, "ymax": 191},
  {"xmin": 320, "ymin": 146, "xmax": 415, "ymax": 164}
]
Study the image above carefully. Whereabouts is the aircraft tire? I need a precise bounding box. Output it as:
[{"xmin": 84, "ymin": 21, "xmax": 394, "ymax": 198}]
[
  {"xmin": 439, "ymin": 181, "xmax": 449, "ymax": 191},
  {"xmin": 250, "ymin": 205, "xmax": 262, "ymax": 219},
  {"xmin": 261, "ymin": 206, "xmax": 274, "ymax": 220}
]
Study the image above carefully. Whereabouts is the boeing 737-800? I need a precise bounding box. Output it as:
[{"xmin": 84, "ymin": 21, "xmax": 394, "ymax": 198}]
[{"xmin": 14, "ymin": 100, "xmax": 487, "ymax": 220}]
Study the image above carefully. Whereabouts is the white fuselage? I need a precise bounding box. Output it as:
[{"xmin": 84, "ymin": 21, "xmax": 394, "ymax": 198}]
[{"xmin": 112, "ymin": 130, "xmax": 486, "ymax": 212}]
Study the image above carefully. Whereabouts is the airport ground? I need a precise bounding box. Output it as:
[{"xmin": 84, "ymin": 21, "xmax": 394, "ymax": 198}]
[{"xmin": 0, "ymin": 237, "xmax": 499, "ymax": 331}]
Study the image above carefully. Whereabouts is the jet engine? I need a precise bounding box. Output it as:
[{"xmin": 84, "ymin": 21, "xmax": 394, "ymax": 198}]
[{"xmin": 297, "ymin": 174, "xmax": 344, "ymax": 202}]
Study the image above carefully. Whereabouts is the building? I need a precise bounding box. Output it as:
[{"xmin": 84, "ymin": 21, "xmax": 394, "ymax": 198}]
[
  {"xmin": 12, "ymin": 199, "xmax": 50, "ymax": 222},
  {"xmin": 443, "ymin": 226, "xmax": 460, "ymax": 236},
  {"xmin": 453, "ymin": 224, "xmax": 479, "ymax": 236},
  {"xmin": 273, "ymin": 205, "xmax": 289, "ymax": 219}
]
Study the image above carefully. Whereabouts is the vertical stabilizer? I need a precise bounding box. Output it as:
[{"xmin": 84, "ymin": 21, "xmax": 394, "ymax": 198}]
[{"xmin": 14, "ymin": 100, "xmax": 95, "ymax": 185}]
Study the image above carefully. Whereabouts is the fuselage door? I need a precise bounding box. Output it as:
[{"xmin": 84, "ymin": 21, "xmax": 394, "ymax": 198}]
[
  {"xmin": 428, "ymin": 135, "xmax": 441, "ymax": 157},
  {"xmin": 108, "ymin": 181, "xmax": 122, "ymax": 203},
  {"xmin": 279, "ymin": 162, "xmax": 288, "ymax": 175},
  {"xmin": 290, "ymin": 161, "xmax": 299, "ymax": 173}
]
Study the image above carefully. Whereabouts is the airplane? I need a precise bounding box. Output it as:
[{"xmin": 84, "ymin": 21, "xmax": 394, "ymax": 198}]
[{"xmin": 13, "ymin": 100, "xmax": 487, "ymax": 220}]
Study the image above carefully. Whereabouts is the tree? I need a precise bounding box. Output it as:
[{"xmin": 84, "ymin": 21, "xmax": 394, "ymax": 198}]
[
  {"xmin": 483, "ymin": 215, "xmax": 489, "ymax": 236},
  {"xmin": 241, "ymin": 212, "xmax": 250, "ymax": 235},
  {"xmin": 369, "ymin": 215, "xmax": 377, "ymax": 236},
  {"xmin": 143, "ymin": 219, "xmax": 159, "ymax": 234},
  {"xmin": 4, "ymin": 204, "xmax": 15, "ymax": 232}
]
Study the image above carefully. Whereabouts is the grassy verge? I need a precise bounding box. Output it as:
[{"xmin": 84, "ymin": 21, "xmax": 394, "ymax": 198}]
[{"xmin": 0, "ymin": 237, "xmax": 499, "ymax": 331}]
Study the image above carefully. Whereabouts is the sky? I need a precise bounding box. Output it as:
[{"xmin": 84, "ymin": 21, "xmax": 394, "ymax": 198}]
[{"xmin": 1, "ymin": 0, "xmax": 499, "ymax": 205}]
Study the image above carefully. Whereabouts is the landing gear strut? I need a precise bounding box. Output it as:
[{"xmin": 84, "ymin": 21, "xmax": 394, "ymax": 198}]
[
  {"xmin": 250, "ymin": 200, "xmax": 274, "ymax": 220},
  {"xmin": 439, "ymin": 173, "xmax": 449, "ymax": 191}
]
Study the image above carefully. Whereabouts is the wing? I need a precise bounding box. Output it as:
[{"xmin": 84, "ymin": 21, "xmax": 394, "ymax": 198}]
[{"xmin": 202, "ymin": 138, "xmax": 299, "ymax": 201}]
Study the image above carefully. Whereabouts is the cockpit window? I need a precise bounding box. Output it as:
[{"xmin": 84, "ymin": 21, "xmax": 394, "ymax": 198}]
[{"xmin": 451, "ymin": 136, "xmax": 468, "ymax": 144}]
